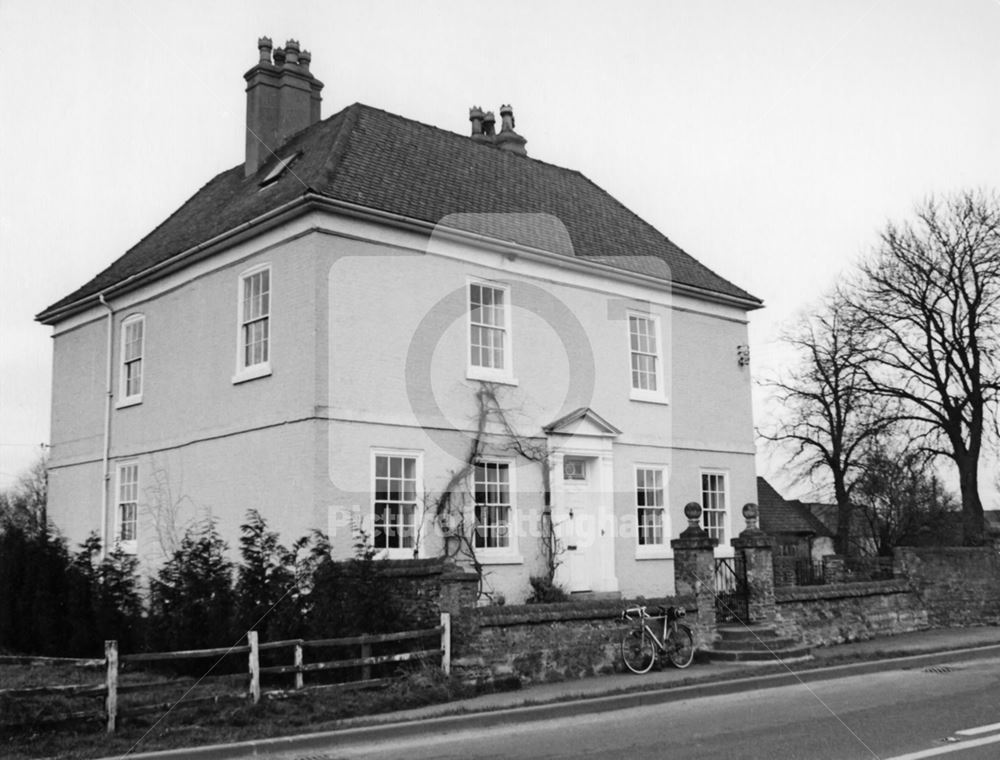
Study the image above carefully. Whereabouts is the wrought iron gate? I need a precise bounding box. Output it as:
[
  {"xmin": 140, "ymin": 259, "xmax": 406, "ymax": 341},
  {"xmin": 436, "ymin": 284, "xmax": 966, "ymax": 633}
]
[{"xmin": 714, "ymin": 554, "xmax": 750, "ymax": 624}]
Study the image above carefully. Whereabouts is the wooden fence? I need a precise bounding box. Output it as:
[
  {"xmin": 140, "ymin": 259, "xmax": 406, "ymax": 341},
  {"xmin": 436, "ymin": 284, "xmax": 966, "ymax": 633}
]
[{"xmin": 0, "ymin": 613, "xmax": 451, "ymax": 733}]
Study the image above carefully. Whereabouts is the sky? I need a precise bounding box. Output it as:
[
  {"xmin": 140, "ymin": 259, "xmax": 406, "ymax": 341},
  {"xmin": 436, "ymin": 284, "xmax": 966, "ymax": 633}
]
[{"xmin": 1, "ymin": 0, "xmax": 998, "ymax": 504}]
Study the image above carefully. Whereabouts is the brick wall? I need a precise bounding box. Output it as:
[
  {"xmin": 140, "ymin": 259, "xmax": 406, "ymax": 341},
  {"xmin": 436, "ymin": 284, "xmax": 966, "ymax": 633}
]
[{"xmin": 774, "ymin": 581, "xmax": 928, "ymax": 647}]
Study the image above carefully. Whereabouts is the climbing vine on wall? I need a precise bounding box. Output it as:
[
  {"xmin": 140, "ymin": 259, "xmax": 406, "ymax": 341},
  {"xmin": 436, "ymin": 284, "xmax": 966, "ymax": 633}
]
[{"xmin": 429, "ymin": 383, "xmax": 562, "ymax": 601}]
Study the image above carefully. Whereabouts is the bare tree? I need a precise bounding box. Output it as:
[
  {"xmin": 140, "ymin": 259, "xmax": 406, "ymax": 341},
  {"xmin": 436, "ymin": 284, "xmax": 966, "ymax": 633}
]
[
  {"xmin": 0, "ymin": 453, "xmax": 48, "ymax": 534},
  {"xmin": 849, "ymin": 190, "xmax": 1000, "ymax": 545},
  {"xmin": 851, "ymin": 441, "xmax": 958, "ymax": 556},
  {"xmin": 760, "ymin": 294, "xmax": 889, "ymax": 554}
]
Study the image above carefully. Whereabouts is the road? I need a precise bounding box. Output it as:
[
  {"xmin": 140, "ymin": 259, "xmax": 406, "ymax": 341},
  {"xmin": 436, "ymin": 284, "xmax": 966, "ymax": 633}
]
[{"xmin": 267, "ymin": 655, "xmax": 1000, "ymax": 760}]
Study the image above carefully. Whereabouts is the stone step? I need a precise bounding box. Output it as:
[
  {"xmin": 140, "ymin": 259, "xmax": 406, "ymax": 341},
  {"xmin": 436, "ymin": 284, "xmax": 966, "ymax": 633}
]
[
  {"xmin": 711, "ymin": 636, "xmax": 802, "ymax": 652},
  {"xmin": 716, "ymin": 624, "xmax": 782, "ymax": 641},
  {"xmin": 707, "ymin": 644, "xmax": 813, "ymax": 663}
]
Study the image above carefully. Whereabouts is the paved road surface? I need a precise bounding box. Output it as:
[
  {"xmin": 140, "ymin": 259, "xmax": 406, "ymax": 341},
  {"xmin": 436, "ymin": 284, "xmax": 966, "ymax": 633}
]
[{"xmin": 268, "ymin": 655, "xmax": 1000, "ymax": 760}]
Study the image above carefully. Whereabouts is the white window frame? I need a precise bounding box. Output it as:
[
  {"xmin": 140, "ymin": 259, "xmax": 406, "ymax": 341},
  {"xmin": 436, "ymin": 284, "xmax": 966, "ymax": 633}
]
[
  {"xmin": 117, "ymin": 314, "xmax": 145, "ymax": 408},
  {"xmin": 370, "ymin": 449, "xmax": 424, "ymax": 560},
  {"xmin": 466, "ymin": 277, "xmax": 517, "ymax": 385},
  {"xmin": 700, "ymin": 469, "xmax": 731, "ymax": 548},
  {"xmin": 634, "ymin": 464, "xmax": 671, "ymax": 559},
  {"xmin": 627, "ymin": 310, "xmax": 667, "ymax": 404},
  {"xmin": 233, "ymin": 263, "xmax": 272, "ymax": 384},
  {"xmin": 115, "ymin": 461, "xmax": 139, "ymax": 555},
  {"xmin": 471, "ymin": 457, "xmax": 521, "ymax": 563}
]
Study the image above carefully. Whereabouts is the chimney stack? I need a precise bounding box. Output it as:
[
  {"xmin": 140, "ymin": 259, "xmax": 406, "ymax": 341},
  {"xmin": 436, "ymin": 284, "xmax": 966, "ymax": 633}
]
[
  {"xmin": 244, "ymin": 36, "xmax": 324, "ymax": 177},
  {"xmin": 467, "ymin": 104, "xmax": 526, "ymax": 156},
  {"xmin": 494, "ymin": 105, "xmax": 527, "ymax": 156}
]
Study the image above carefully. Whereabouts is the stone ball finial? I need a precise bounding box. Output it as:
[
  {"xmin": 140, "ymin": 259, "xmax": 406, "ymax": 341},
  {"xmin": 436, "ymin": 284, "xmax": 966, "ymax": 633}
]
[
  {"xmin": 684, "ymin": 501, "xmax": 702, "ymax": 527},
  {"xmin": 742, "ymin": 502, "xmax": 759, "ymax": 531}
]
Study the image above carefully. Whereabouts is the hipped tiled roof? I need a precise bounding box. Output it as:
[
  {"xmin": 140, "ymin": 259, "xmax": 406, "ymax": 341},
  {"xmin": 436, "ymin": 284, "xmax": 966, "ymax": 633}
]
[
  {"xmin": 38, "ymin": 104, "xmax": 761, "ymax": 322},
  {"xmin": 756, "ymin": 477, "xmax": 833, "ymax": 537}
]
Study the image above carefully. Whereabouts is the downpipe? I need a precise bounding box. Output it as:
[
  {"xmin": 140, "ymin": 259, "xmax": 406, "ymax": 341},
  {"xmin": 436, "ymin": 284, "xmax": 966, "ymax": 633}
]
[{"xmin": 98, "ymin": 293, "xmax": 114, "ymax": 559}]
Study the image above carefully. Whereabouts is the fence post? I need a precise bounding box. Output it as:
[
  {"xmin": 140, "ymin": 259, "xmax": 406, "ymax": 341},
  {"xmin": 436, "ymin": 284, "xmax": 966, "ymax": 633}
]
[
  {"xmin": 248, "ymin": 631, "xmax": 260, "ymax": 704},
  {"xmin": 294, "ymin": 641, "xmax": 304, "ymax": 690},
  {"xmin": 440, "ymin": 612, "xmax": 451, "ymax": 676},
  {"xmin": 104, "ymin": 640, "xmax": 118, "ymax": 734},
  {"xmin": 361, "ymin": 641, "xmax": 372, "ymax": 681}
]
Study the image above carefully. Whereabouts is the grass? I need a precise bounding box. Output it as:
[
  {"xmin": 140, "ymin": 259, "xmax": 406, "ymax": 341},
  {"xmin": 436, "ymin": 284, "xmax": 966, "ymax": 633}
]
[{"xmin": 1, "ymin": 662, "xmax": 480, "ymax": 760}]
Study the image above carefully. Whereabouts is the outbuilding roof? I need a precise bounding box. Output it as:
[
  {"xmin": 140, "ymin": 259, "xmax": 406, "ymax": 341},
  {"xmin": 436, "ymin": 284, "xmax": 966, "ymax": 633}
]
[{"xmin": 756, "ymin": 477, "xmax": 833, "ymax": 537}]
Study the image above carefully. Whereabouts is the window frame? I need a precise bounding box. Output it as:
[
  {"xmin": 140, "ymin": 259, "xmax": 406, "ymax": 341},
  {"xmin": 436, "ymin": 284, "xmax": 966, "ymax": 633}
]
[
  {"xmin": 626, "ymin": 310, "xmax": 667, "ymax": 404},
  {"xmin": 117, "ymin": 314, "xmax": 145, "ymax": 408},
  {"xmin": 471, "ymin": 457, "xmax": 521, "ymax": 563},
  {"xmin": 233, "ymin": 263, "xmax": 272, "ymax": 384},
  {"xmin": 634, "ymin": 464, "xmax": 671, "ymax": 559},
  {"xmin": 700, "ymin": 469, "xmax": 731, "ymax": 546},
  {"xmin": 466, "ymin": 277, "xmax": 517, "ymax": 385},
  {"xmin": 370, "ymin": 449, "xmax": 424, "ymax": 560},
  {"xmin": 115, "ymin": 461, "xmax": 139, "ymax": 555}
]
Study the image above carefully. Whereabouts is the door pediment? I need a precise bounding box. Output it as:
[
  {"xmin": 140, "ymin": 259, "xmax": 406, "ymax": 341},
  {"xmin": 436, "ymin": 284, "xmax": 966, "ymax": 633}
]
[{"xmin": 542, "ymin": 407, "xmax": 621, "ymax": 438}]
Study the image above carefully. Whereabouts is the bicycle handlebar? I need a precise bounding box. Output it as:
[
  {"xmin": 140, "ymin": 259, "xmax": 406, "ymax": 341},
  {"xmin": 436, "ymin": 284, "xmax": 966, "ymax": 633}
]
[{"xmin": 621, "ymin": 605, "xmax": 686, "ymax": 622}]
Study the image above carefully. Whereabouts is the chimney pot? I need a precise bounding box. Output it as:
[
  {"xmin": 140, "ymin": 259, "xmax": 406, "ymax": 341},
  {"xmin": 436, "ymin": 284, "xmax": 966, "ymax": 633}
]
[
  {"xmin": 300, "ymin": 49, "xmax": 311, "ymax": 71},
  {"xmin": 273, "ymin": 46, "xmax": 286, "ymax": 66},
  {"xmin": 469, "ymin": 106, "xmax": 484, "ymax": 135},
  {"xmin": 285, "ymin": 39, "xmax": 300, "ymax": 65},
  {"xmin": 257, "ymin": 36, "xmax": 273, "ymax": 64},
  {"xmin": 482, "ymin": 110, "xmax": 496, "ymax": 137},
  {"xmin": 499, "ymin": 104, "xmax": 515, "ymax": 132}
]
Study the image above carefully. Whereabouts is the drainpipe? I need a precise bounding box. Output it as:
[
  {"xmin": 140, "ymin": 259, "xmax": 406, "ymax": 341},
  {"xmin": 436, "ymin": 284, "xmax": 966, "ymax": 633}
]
[{"xmin": 98, "ymin": 293, "xmax": 114, "ymax": 559}]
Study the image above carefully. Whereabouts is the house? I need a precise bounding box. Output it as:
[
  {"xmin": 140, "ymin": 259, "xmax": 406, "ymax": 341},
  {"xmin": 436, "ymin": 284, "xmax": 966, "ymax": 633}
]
[
  {"xmin": 756, "ymin": 478, "xmax": 834, "ymax": 583},
  {"xmin": 36, "ymin": 38, "xmax": 762, "ymax": 603}
]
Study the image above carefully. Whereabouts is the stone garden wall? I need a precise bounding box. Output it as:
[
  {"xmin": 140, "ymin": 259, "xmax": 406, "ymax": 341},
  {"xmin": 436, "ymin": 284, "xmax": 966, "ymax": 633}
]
[
  {"xmin": 774, "ymin": 580, "xmax": 928, "ymax": 646},
  {"xmin": 380, "ymin": 540, "xmax": 1000, "ymax": 686},
  {"xmin": 894, "ymin": 546, "xmax": 1000, "ymax": 627},
  {"xmin": 452, "ymin": 597, "xmax": 691, "ymax": 685}
]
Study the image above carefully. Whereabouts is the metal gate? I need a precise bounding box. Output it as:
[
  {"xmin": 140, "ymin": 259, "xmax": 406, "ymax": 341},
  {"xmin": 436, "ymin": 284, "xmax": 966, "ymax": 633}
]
[{"xmin": 714, "ymin": 554, "xmax": 750, "ymax": 624}]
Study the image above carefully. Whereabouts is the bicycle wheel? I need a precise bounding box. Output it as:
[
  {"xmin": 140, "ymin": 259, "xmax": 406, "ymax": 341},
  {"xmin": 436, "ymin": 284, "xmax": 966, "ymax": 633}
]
[
  {"xmin": 665, "ymin": 623, "xmax": 695, "ymax": 669},
  {"xmin": 621, "ymin": 628, "xmax": 656, "ymax": 674}
]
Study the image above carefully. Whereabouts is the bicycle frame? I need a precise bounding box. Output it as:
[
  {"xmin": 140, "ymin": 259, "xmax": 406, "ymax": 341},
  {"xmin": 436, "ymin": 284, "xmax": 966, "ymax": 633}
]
[{"xmin": 623, "ymin": 607, "xmax": 672, "ymax": 654}]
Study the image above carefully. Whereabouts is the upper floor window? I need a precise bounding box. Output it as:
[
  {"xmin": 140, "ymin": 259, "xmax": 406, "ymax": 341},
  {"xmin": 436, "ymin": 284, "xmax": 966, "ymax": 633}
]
[
  {"xmin": 628, "ymin": 313, "xmax": 665, "ymax": 403},
  {"xmin": 119, "ymin": 315, "xmax": 144, "ymax": 406},
  {"xmin": 372, "ymin": 451, "xmax": 421, "ymax": 559},
  {"xmin": 701, "ymin": 471, "xmax": 728, "ymax": 544},
  {"xmin": 235, "ymin": 266, "xmax": 271, "ymax": 382},
  {"xmin": 473, "ymin": 460, "xmax": 514, "ymax": 552},
  {"xmin": 116, "ymin": 462, "xmax": 139, "ymax": 554},
  {"xmin": 468, "ymin": 280, "xmax": 515, "ymax": 383}
]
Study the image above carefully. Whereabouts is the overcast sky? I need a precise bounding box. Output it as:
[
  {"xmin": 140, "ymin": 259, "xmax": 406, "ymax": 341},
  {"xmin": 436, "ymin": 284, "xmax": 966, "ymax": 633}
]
[{"xmin": 1, "ymin": 0, "xmax": 998, "ymax": 503}]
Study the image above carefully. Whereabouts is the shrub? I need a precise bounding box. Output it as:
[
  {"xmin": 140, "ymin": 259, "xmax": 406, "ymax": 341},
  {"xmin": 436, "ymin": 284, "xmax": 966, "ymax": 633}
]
[
  {"xmin": 525, "ymin": 575, "xmax": 568, "ymax": 604},
  {"xmin": 148, "ymin": 521, "xmax": 236, "ymax": 651},
  {"xmin": 235, "ymin": 510, "xmax": 300, "ymax": 641}
]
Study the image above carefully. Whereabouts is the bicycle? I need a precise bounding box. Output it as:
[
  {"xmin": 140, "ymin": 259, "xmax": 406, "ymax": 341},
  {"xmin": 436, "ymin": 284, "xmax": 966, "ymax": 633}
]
[{"xmin": 620, "ymin": 604, "xmax": 695, "ymax": 673}]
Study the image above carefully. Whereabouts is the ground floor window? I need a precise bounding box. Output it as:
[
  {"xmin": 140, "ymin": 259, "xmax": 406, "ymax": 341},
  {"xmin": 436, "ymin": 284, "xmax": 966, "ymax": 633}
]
[
  {"xmin": 473, "ymin": 461, "xmax": 512, "ymax": 550},
  {"xmin": 116, "ymin": 462, "xmax": 139, "ymax": 552},
  {"xmin": 636, "ymin": 466, "xmax": 666, "ymax": 546},
  {"xmin": 701, "ymin": 471, "xmax": 728, "ymax": 543},
  {"xmin": 373, "ymin": 453, "xmax": 420, "ymax": 556}
]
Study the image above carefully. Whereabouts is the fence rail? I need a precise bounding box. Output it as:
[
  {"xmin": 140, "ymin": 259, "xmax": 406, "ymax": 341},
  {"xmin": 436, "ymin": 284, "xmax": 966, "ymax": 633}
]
[{"xmin": 0, "ymin": 613, "xmax": 451, "ymax": 733}]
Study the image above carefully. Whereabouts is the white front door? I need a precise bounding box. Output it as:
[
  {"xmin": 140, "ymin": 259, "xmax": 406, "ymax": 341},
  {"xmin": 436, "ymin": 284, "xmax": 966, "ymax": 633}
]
[{"xmin": 563, "ymin": 471, "xmax": 601, "ymax": 592}]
